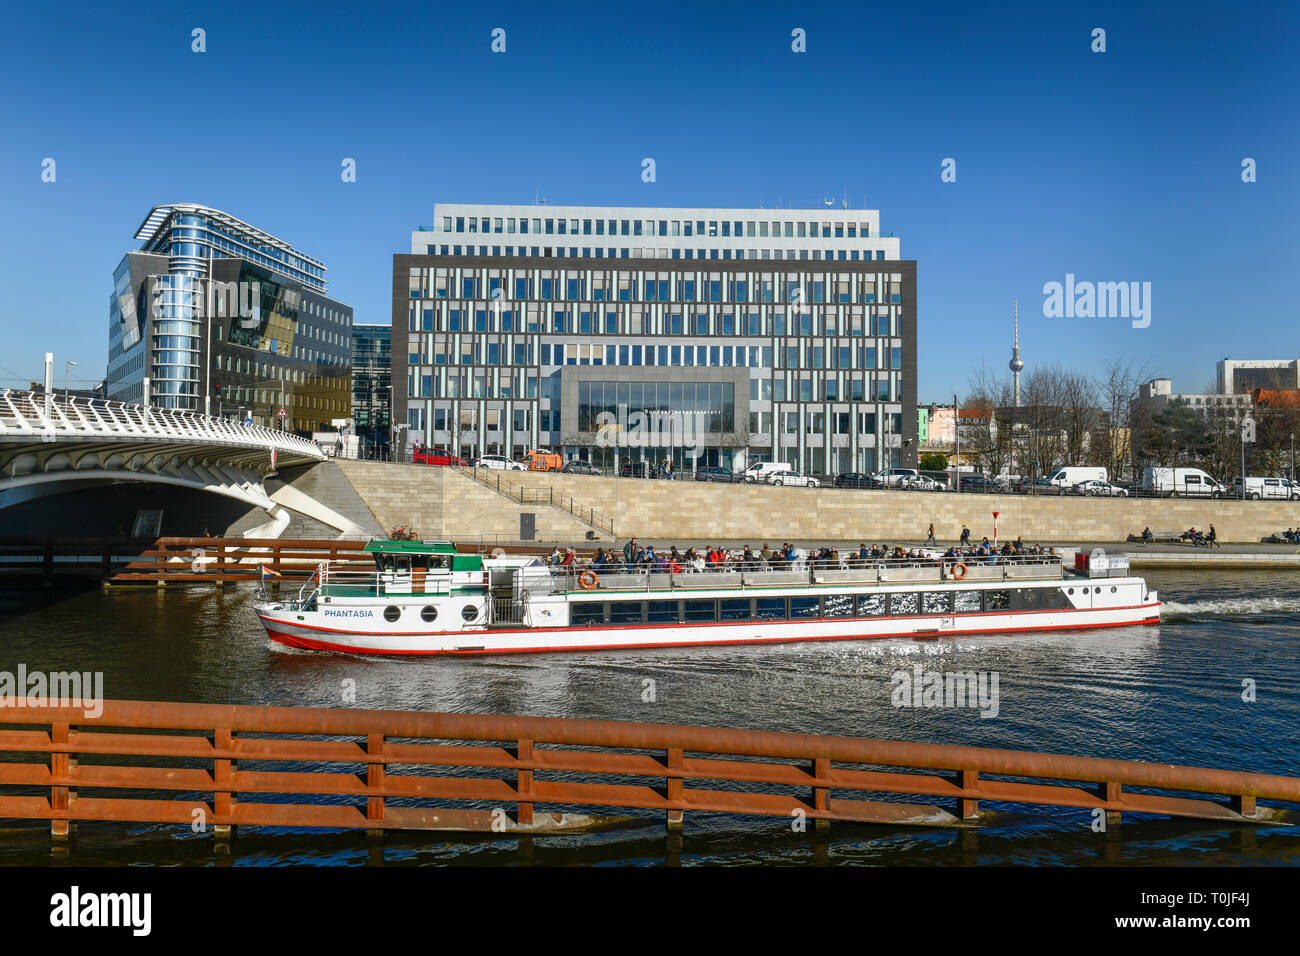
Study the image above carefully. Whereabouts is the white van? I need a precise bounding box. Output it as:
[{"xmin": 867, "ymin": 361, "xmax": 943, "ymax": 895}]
[
  {"xmin": 1045, "ymin": 466, "xmax": 1107, "ymax": 491},
  {"xmin": 1140, "ymin": 467, "xmax": 1226, "ymax": 497},
  {"xmin": 743, "ymin": 461, "xmax": 793, "ymax": 483},
  {"xmin": 1232, "ymin": 476, "xmax": 1300, "ymax": 500}
]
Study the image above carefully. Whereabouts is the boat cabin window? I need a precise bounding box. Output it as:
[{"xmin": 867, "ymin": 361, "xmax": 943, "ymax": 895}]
[
  {"xmin": 890, "ymin": 593, "xmax": 919, "ymax": 615},
  {"xmin": 373, "ymin": 552, "xmax": 452, "ymax": 573},
  {"xmin": 646, "ymin": 601, "xmax": 679, "ymax": 624},
  {"xmin": 608, "ymin": 602, "xmax": 645, "ymax": 625},
  {"xmin": 570, "ymin": 603, "xmax": 604, "ymax": 627},
  {"xmin": 922, "ymin": 592, "xmax": 953, "ymax": 614}
]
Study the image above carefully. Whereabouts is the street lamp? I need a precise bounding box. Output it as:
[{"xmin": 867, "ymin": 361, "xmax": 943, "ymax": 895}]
[{"xmin": 63, "ymin": 361, "xmax": 78, "ymax": 401}]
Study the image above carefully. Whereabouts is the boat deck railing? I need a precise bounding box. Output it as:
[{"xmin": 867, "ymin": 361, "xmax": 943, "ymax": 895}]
[{"xmin": 550, "ymin": 553, "xmax": 1067, "ymax": 593}]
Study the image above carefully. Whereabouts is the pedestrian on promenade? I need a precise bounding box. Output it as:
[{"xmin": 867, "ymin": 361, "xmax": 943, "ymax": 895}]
[
  {"xmin": 960, "ymin": 524, "xmax": 971, "ymax": 547},
  {"xmin": 925, "ymin": 523, "xmax": 937, "ymax": 546},
  {"xmin": 1207, "ymin": 524, "xmax": 1218, "ymax": 548}
]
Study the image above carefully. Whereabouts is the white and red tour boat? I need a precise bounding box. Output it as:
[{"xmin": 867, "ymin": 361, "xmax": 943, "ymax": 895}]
[{"xmin": 254, "ymin": 540, "xmax": 1160, "ymax": 656}]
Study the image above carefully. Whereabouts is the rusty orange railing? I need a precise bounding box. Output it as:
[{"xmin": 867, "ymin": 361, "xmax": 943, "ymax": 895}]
[{"xmin": 0, "ymin": 699, "xmax": 1296, "ymax": 838}]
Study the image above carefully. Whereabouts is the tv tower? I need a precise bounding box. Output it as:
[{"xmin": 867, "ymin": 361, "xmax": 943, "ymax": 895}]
[{"xmin": 1009, "ymin": 298, "xmax": 1024, "ymax": 407}]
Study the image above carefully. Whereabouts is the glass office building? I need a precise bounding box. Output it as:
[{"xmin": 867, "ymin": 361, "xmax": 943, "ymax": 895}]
[
  {"xmin": 394, "ymin": 204, "xmax": 917, "ymax": 473},
  {"xmin": 108, "ymin": 204, "xmax": 352, "ymax": 433},
  {"xmin": 351, "ymin": 323, "xmax": 392, "ymax": 457}
]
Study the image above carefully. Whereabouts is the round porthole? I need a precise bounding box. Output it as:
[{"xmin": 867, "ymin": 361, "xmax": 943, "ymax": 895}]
[
  {"xmin": 461, "ymin": 605, "xmax": 479, "ymax": 622},
  {"xmin": 1067, "ymin": 587, "xmax": 1075, "ymax": 595},
  {"xmin": 1110, "ymin": 586, "xmax": 1117, "ymax": 593},
  {"xmin": 420, "ymin": 605, "xmax": 438, "ymax": 623},
  {"xmin": 383, "ymin": 606, "xmax": 401, "ymax": 622},
  {"xmin": 1095, "ymin": 587, "xmax": 1103, "ymax": 594}
]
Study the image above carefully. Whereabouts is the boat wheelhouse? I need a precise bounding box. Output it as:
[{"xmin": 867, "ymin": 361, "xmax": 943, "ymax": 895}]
[{"xmin": 254, "ymin": 541, "xmax": 1161, "ymax": 656}]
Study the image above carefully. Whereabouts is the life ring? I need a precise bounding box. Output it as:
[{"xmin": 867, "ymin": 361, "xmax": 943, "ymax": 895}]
[
  {"xmin": 951, "ymin": 562, "xmax": 968, "ymax": 580},
  {"xmin": 578, "ymin": 570, "xmax": 599, "ymax": 590}
]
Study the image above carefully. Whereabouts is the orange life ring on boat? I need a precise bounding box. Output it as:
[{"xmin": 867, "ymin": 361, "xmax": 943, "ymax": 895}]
[
  {"xmin": 951, "ymin": 562, "xmax": 968, "ymax": 580},
  {"xmin": 578, "ymin": 570, "xmax": 599, "ymax": 590}
]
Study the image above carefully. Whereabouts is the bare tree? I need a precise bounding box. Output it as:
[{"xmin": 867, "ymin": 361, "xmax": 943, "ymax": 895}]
[
  {"xmin": 1095, "ymin": 358, "xmax": 1148, "ymax": 481},
  {"xmin": 965, "ymin": 365, "xmax": 1014, "ymax": 476}
]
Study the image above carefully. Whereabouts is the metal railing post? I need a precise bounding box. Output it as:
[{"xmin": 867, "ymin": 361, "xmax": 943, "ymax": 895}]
[
  {"xmin": 516, "ymin": 739, "xmax": 534, "ymax": 825},
  {"xmin": 366, "ymin": 733, "xmax": 385, "ymax": 833},
  {"xmin": 213, "ymin": 726, "xmax": 234, "ymax": 839},
  {"xmin": 666, "ymin": 747, "xmax": 685, "ymax": 831},
  {"xmin": 811, "ymin": 757, "xmax": 830, "ymax": 831},
  {"xmin": 50, "ymin": 721, "xmax": 70, "ymax": 840},
  {"xmin": 957, "ymin": 769, "xmax": 979, "ymax": 820}
]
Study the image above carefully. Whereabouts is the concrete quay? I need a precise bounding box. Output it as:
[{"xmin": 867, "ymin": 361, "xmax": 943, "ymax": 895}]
[{"xmin": 334, "ymin": 462, "xmax": 1300, "ymax": 548}]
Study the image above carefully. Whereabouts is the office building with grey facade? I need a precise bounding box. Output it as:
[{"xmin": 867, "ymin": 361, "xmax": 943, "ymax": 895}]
[{"xmin": 393, "ymin": 203, "xmax": 917, "ymax": 474}]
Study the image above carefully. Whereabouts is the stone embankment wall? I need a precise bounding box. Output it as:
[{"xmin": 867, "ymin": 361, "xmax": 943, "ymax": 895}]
[{"xmin": 338, "ymin": 464, "xmax": 1300, "ymax": 544}]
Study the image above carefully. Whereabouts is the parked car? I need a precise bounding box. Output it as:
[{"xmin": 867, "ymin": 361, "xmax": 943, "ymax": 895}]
[
  {"xmin": 694, "ymin": 466, "xmax": 742, "ymax": 483},
  {"xmin": 413, "ymin": 446, "xmax": 467, "ymax": 467},
  {"xmin": 901, "ymin": 475, "xmax": 943, "ymax": 492},
  {"xmin": 834, "ymin": 472, "xmax": 877, "ymax": 489},
  {"xmin": 872, "ymin": 468, "xmax": 921, "ymax": 488},
  {"xmin": 768, "ymin": 471, "xmax": 821, "ymax": 488},
  {"xmin": 474, "ymin": 454, "xmax": 524, "ymax": 471},
  {"xmin": 1013, "ymin": 477, "xmax": 1055, "ymax": 494},
  {"xmin": 957, "ymin": 474, "xmax": 1002, "ymax": 493},
  {"xmin": 1074, "ymin": 479, "xmax": 1128, "ymax": 497},
  {"xmin": 918, "ymin": 469, "xmax": 952, "ymax": 490},
  {"xmin": 561, "ymin": 460, "xmax": 601, "ymax": 476}
]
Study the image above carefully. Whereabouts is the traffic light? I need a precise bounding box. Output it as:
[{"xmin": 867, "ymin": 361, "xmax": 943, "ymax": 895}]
[{"xmin": 214, "ymin": 383, "xmax": 222, "ymax": 397}]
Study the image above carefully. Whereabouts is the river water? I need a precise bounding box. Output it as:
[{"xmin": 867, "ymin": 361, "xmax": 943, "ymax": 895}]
[{"xmin": 1, "ymin": 569, "xmax": 1297, "ymax": 866}]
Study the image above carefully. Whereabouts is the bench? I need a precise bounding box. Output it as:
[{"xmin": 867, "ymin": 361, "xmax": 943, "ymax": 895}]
[{"xmin": 1128, "ymin": 530, "xmax": 1185, "ymax": 544}]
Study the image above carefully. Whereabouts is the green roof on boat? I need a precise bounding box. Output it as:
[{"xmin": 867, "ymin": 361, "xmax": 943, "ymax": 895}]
[{"xmin": 364, "ymin": 539, "xmax": 458, "ymax": 554}]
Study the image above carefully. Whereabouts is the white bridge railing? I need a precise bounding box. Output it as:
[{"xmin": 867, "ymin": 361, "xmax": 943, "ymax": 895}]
[{"xmin": 0, "ymin": 389, "xmax": 325, "ymax": 462}]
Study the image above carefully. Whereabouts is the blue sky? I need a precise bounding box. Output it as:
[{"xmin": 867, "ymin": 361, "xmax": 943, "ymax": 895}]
[{"xmin": 1, "ymin": 0, "xmax": 1295, "ymax": 401}]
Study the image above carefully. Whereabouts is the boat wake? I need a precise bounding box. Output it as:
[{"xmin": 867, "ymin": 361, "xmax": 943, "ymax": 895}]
[{"xmin": 1161, "ymin": 596, "xmax": 1300, "ymax": 621}]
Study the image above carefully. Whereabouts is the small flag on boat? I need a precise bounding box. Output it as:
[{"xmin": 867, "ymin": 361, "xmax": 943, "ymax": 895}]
[{"xmin": 260, "ymin": 565, "xmax": 281, "ymax": 580}]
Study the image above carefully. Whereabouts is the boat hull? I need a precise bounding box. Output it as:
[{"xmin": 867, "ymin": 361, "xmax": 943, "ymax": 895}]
[{"xmin": 258, "ymin": 602, "xmax": 1161, "ymax": 656}]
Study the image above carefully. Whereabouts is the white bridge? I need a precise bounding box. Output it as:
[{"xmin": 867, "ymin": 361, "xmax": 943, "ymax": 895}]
[{"xmin": 0, "ymin": 390, "xmax": 367, "ymax": 537}]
